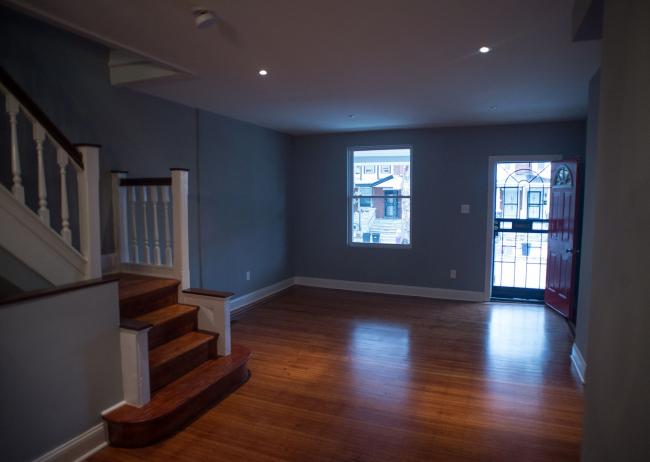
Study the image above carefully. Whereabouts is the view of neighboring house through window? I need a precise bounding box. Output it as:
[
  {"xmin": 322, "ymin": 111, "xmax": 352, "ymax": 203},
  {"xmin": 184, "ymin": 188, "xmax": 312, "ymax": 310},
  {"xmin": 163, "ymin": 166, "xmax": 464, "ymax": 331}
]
[
  {"xmin": 492, "ymin": 161, "xmax": 551, "ymax": 297},
  {"xmin": 349, "ymin": 147, "xmax": 411, "ymax": 246}
]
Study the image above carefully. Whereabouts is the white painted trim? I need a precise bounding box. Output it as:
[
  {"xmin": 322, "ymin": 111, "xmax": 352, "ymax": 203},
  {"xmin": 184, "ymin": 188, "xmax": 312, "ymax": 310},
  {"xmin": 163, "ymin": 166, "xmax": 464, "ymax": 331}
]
[
  {"xmin": 294, "ymin": 277, "xmax": 484, "ymax": 302},
  {"xmin": 119, "ymin": 262, "xmax": 174, "ymax": 278},
  {"xmin": 101, "ymin": 400, "xmax": 127, "ymax": 416},
  {"xmin": 484, "ymin": 155, "xmax": 563, "ymax": 301},
  {"xmin": 111, "ymin": 171, "xmax": 129, "ymax": 267},
  {"xmin": 101, "ymin": 253, "xmax": 118, "ymax": 274},
  {"xmin": 229, "ymin": 278, "xmax": 295, "ymax": 314},
  {"xmin": 31, "ymin": 423, "xmax": 106, "ymax": 462},
  {"xmin": 0, "ymin": 185, "xmax": 86, "ymax": 285},
  {"xmin": 571, "ymin": 343, "xmax": 587, "ymax": 384},
  {"xmin": 120, "ymin": 327, "xmax": 151, "ymax": 407},
  {"xmin": 77, "ymin": 146, "xmax": 102, "ymax": 279},
  {"xmin": 3, "ymin": 0, "xmax": 194, "ymax": 79},
  {"xmin": 171, "ymin": 170, "xmax": 190, "ymax": 289},
  {"xmin": 181, "ymin": 292, "xmax": 232, "ymax": 356}
]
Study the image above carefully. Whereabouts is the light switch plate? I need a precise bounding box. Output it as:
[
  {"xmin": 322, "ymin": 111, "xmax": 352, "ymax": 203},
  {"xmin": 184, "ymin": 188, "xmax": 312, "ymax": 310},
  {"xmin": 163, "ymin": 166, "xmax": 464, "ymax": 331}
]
[{"xmin": 461, "ymin": 204, "xmax": 470, "ymax": 214}]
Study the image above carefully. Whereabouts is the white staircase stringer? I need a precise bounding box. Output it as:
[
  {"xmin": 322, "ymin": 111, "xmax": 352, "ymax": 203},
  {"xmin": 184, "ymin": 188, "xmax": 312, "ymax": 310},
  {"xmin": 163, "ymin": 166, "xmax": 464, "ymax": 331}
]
[{"xmin": 0, "ymin": 185, "xmax": 86, "ymax": 285}]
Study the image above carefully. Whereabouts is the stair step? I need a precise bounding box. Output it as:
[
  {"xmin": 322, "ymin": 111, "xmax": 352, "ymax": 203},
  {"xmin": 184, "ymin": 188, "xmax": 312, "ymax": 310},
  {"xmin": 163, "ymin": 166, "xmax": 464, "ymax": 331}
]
[
  {"xmin": 135, "ymin": 304, "xmax": 198, "ymax": 350},
  {"xmin": 118, "ymin": 274, "xmax": 180, "ymax": 318},
  {"xmin": 149, "ymin": 331, "xmax": 217, "ymax": 392},
  {"xmin": 104, "ymin": 344, "xmax": 251, "ymax": 448}
]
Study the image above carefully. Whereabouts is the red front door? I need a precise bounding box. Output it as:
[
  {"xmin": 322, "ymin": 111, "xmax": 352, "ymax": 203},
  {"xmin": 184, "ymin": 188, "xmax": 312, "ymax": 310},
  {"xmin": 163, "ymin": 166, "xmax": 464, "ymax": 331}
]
[{"xmin": 545, "ymin": 160, "xmax": 581, "ymax": 318}]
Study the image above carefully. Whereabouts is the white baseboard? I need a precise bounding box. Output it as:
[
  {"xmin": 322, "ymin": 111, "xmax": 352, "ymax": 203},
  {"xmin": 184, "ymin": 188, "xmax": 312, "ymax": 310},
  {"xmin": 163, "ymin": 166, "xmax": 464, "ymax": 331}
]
[
  {"xmin": 571, "ymin": 343, "xmax": 587, "ymax": 384},
  {"xmin": 229, "ymin": 277, "xmax": 294, "ymax": 315},
  {"xmin": 228, "ymin": 276, "xmax": 484, "ymax": 319},
  {"xmin": 32, "ymin": 399, "xmax": 127, "ymax": 462},
  {"xmin": 101, "ymin": 400, "xmax": 126, "ymax": 415},
  {"xmin": 32, "ymin": 423, "xmax": 106, "ymax": 462},
  {"xmin": 293, "ymin": 276, "xmax": 485, "ymax": 302}
]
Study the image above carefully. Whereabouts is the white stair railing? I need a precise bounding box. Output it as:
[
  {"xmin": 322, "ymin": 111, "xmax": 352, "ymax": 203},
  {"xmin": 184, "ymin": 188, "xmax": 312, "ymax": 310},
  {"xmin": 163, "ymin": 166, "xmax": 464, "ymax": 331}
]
[
  {"xmin": 111, "ymin": 170, "xmax": 190, "ymax": 288},
  {"xmin": 0, "ymin": 67, "xmax": 101, "ymax": 283}
]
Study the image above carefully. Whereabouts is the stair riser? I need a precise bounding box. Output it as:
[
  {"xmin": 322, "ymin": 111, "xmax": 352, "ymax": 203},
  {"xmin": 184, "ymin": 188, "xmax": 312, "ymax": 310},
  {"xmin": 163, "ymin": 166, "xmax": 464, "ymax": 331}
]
[
  {"xmin": 106, "ymin": 364, "xmax": 250, "ymax": 448},
  {"xmin": 149, "ymin": 338, "xmax": 217, "ymax": 392},
  {"xmin": 120, "ymin": 285, "xmax": 179, "ymax": 318},
  {"xmin": 147, "ymin": 312, "xmax": 198, "ymax": 350}
]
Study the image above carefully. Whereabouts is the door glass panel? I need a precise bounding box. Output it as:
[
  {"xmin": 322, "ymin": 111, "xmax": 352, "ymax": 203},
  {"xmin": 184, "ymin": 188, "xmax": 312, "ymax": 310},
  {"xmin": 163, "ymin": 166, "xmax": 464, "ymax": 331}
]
[{"xmin": 492, "ymin": 162, "xmax": 551, "ymax": 299}]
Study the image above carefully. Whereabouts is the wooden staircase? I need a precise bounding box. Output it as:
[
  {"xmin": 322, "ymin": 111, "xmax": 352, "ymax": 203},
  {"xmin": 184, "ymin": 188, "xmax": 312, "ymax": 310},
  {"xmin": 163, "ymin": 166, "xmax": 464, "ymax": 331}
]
[{"xmin": 103, "ymin": 274, "xmax": 250, "ymax": 447}]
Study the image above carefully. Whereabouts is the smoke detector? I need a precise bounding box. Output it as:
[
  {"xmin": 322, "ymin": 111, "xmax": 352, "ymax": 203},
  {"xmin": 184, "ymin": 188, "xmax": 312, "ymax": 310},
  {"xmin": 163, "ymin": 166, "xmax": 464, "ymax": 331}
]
[{"xmin": 192, "ymin": 7, "xmax": 217, "ymax": 29}]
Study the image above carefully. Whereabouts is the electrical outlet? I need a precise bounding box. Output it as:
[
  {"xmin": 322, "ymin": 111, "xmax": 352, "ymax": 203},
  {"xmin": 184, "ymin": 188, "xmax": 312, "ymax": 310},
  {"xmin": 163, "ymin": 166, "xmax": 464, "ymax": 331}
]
[
  {"xmin": 450, "ymin": 269, "xmax": 457, "ymax": 279},
  {"xmin": 246, "ymin": 271, "xmax": 251, "ymax": 281}
]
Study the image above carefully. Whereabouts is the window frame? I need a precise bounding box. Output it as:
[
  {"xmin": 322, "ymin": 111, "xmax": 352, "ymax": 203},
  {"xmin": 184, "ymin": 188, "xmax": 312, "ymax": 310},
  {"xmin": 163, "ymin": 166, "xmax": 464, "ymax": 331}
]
[{"xmin": 347, "ymin": 145, "xmax": 412, "ymax": 249}]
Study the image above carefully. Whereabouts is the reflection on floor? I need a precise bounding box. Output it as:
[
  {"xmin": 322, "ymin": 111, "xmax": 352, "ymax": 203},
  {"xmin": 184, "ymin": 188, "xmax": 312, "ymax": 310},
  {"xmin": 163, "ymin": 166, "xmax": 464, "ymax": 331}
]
[{"xmin": 91, "ymin": 286, "xmax": 583, "ymax": 462}]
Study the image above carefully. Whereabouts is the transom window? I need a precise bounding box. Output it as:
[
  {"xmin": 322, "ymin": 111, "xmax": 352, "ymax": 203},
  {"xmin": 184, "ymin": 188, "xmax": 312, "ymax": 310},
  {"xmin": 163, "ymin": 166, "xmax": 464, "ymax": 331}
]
[{"xmin": 348, "ymin": 147, "xmax": 411, "ymax": 246}]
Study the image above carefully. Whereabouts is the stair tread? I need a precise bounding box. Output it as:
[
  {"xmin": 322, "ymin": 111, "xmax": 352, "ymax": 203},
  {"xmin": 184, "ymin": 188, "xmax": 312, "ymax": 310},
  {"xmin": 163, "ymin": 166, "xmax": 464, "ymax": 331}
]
[
  {"xmin": 117, "ymin": 273, "xmax": 179, "ymax": 303},
  {"xmin": 135, "ymin": 304, "xmax": 197, "ymax": 326},
  {"xmin": 105, "ymin": 344, "xmax": 250, "ymax": 424},
  {"xmin": 149, "ymin": 331, "xmax": 215, "ymax": 368}
]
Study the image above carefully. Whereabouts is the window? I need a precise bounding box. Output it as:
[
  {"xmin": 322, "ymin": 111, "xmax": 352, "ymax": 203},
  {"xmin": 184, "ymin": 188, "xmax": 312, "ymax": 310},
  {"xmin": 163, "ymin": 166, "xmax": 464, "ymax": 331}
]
[
  {"xmin": 349, "ymin": 147, "xmax": 411, "ymax": 246},
  {"xmin": 359, "ymin": 187, "xmax": 373, "ymax": 207}
]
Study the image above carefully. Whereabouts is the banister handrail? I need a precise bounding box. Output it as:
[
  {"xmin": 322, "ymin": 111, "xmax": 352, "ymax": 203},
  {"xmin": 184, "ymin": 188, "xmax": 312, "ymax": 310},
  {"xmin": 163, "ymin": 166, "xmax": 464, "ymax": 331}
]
[
  {"xmin": 120, "ymin": 178, "xmax": 172, "ymax": 187},
  {"xmin": 0, "ymin": 66, "xmax": 84, "ymax": 169}
]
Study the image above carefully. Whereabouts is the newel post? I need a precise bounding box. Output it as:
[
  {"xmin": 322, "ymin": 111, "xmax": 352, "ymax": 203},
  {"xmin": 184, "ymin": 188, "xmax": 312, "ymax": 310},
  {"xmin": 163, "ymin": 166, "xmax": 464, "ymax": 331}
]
[
  {"xmin": 120, "ymin": 325, "xmax": 151, "ymax": 407},
  {"xmin": 77, "ymin": 145, "xmax": 102, "ymax": 279},
  {"xmin": 171, "ymin": 169, "xmax": 190, "ymax": 289},
  {"xmin": 111, "ymin": 171, "xmax": 129, "ymax": 267}
]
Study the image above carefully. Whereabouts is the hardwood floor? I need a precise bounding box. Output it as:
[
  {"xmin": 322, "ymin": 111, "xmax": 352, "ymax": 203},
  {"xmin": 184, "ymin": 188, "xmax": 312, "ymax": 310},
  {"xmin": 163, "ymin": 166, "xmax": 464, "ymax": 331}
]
[{"xmin": 90, "ymin": 286, "xmax": 583, "ymax": 462}]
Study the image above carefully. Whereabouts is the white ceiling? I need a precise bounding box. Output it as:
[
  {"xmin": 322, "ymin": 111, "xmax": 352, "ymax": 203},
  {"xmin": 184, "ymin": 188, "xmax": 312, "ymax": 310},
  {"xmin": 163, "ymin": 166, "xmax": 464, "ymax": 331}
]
[{"xmin": 8, "ymin": 0, "xmax": 601, "ymax": 134}]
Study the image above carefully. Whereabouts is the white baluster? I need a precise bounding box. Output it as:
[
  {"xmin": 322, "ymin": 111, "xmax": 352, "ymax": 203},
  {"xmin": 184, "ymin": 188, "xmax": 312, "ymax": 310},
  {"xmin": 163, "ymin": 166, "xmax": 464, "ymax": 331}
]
[
  {"xmin": 149, "ymin": 185, "xmax": 162, "ymax": 265},
  {"xmin": 56, "ymin": 148, "xmax": 71, "ymax": 245},
  {"xmin": 129, "ymin": 186, "xmax": 140, "ymax": 263},
  {"xmin": 5, "ymin": 94, "xmax": 24, "ymax": 203},
  {"xmin": 162, "ymin": 185, "xmax": 173, "ymax": 266},
  {"xmin": 141, "ymin": 186, "xmax": 151, "ymax": 264},
  {"xmin": 33, "ymin": 123, "xmax": 50, "ymax": 226}
]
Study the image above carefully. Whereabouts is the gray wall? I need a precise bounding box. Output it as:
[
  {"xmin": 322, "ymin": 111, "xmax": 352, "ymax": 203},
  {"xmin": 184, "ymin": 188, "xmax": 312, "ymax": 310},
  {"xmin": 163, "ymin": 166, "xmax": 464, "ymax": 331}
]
[
  {"xmin": 0, "ymin": 281, "xmax": 122, "ymax": 462},
  {"xmin": 581, "ymin": 1, "xmax": 650, "ymax": 461},
  {"xmin": 0, "ymin": 246, "xmax": 51, "ymax": 296},
  {"xmin": 197, "ymin": 111, "xmax": 292, "ymax": 293},
  {"xmin": 292, "ymin": 123, "xmax": 586, "ymax": 292},
  {"xmin": 574, "ymin": 70, "xmax": 600, "ymax": 355},
  {"xmin": 0, "ymin": 7, "xmax": 292, "ymax": 295}
]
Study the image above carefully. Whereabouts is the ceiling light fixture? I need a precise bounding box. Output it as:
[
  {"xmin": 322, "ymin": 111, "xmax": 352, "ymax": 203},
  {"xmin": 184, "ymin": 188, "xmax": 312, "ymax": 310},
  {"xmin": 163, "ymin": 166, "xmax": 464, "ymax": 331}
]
[
  {"xmin": 479, "ymin": 46, "xmax": 491, "ymax": 54},
  {"xmin": 192, "ymin": 8, "xmax": 217, "ymax": 29},
  {"xmin": 258, "ymin": 69, "xmax": 268, "ymax": 76}
]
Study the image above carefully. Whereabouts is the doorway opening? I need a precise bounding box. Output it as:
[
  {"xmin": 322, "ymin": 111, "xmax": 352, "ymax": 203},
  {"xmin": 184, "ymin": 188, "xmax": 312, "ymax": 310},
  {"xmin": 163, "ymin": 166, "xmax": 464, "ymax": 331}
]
[{"xmin": 491, "ymin": 161, "xmax": 552, "ymax": 300}]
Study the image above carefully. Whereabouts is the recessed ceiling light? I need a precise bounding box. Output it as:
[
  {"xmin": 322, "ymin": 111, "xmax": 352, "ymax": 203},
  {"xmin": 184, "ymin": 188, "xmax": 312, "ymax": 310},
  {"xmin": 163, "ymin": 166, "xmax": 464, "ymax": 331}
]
[
  {"xmin": 479, "ymin": 46, "xmax": 491, "ymax": 54},
  {"xmin": 258, "ymin": 69, "xmax": 268, "ymax": 76}
]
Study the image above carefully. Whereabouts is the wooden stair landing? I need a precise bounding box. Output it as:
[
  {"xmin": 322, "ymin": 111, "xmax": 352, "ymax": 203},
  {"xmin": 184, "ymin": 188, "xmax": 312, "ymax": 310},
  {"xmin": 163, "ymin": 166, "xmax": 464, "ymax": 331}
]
[
  {"xmin": 105, "ymin": 344, "xmax": 250, "ymax": 448},
  {"xmin": 105, "ymin": 273, "xmax": 250, "ymax": 447}
]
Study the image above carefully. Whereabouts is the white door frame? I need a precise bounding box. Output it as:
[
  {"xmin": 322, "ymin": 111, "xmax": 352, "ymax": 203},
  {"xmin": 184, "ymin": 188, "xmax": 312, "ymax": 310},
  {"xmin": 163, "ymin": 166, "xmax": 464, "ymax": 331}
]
[{"xmin": 484, "ymin": 155, "xmax": 562, "ymax": 301}]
